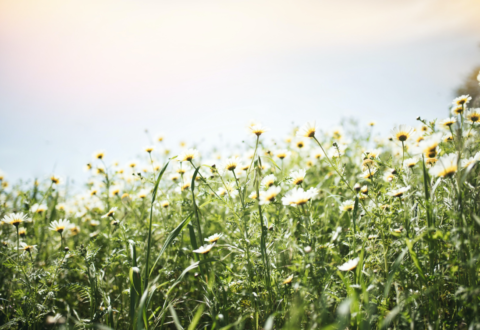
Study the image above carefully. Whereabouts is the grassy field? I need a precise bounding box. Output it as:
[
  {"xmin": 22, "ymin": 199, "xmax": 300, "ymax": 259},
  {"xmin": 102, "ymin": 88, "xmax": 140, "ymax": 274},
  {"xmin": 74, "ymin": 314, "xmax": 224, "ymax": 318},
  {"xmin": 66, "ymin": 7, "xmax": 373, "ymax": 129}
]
[{"xmin": 1, "ymin": 94, "xmax": 480, "ymax": 329}]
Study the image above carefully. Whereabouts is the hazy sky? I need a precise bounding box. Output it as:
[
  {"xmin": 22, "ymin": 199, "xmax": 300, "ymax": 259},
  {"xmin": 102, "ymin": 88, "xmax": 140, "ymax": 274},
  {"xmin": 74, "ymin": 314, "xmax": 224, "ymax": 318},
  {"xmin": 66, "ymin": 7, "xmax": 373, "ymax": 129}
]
[{"xmin": 0, "ymin": 0, "xmax": 479, "ymax": 182}]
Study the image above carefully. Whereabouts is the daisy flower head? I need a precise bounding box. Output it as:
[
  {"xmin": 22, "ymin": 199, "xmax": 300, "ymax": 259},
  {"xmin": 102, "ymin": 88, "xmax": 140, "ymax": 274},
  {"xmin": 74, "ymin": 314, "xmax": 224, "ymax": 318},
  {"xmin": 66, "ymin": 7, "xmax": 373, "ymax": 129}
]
[
  {"xmin": 312, "ymin": 150, "xmax": 324, "ymax": 160},
  {"xmin": 282, "ymin": 275, "xmax": 294, "ymax": 285},
  {"xmin": 2, "ymin": 213, "xmax": 31, "ymax": 227},
  {"xmin": 51, "ymin": 175, "xmax": 61, "ymax": 185},
  {"xmin": 18, "ymin": 228, "xmax": 27, "ymax": 237},
  {"xmin": 156, "ymin": 134, "xmax": 164, "ymax": 142},
  {"xmin": 295, "ymin": 139, "xmax": 307, "ymax": 149},
  {"xmin": 224, "ymin": 156, "xmax": 240, "ymax": 172},
  {"xmin": 121, "ymin": 193, "xmax": 131, "ymax": 203},
  {"xmin": 365, "ymin": 149, "xmax": 382, "ymax": 159},
  {"xmin": 466, "ymin": 108, "xmax": 480, "ymax": 124},
  {"xmin": 179, "ymin": 149, "xmax": 199, "ymax": 162},
  {"xmin": 417, "ymin": 133, "xmax": 442, "ymax": 158},
  {"xmin": 361, "ymin": 185, "xmax": 368, "ymax": 195},
  {"xmin": 368, "ymin": 121, "xmax": 376, "ymax": 127},
  {"xmin": 361, "ymin": 167, "xmax": 377, "ymax": 179},
  {"xmin": 160, "ymin": 200, "xmax": 170, "ymax": 208},
  {"xmin": 93, "ymin": 150, "xmax": 105, "ymax": 160},
  {"xmin": 259, "ymin": 186, "xmax": 282, "ymax": 205},
  {"xmin": 461, "ymin": 155, "xmax": 479, "ymax": 169},
  {"xmin": 290, "ymin": 169, "xmax": 306, "ymax": 185},
  {"xmin": 328, "ymin": 144, "xmax": 346, "ymax": 158},
  {"xmin": 70, "ymin": 226, "xmax": 80, "ymax": 236},
  {"xmin": 216, "ymin": 182, "xmax": 238, "ymax": 198},
  {"xmin": 101, "ymin": 207, "xmax": 117, "ymax": 218},
  {"xmin": 193, "ymin": 243, "xmax": 215, "ymax": 254},
  {"xmin": 362, "ymin": 158, "xmax": 376, "ymax": 171},
  {"xmin": 19, "ymin": 242, "xmax": 37, "ymax": 253},
  {"xmin": 383, "ymin": 171, "xmax": 394, "ymax": 182},
  {"xmin": 452, "ymin": 95, "xmax": 471, "ymax": 107},
  {"xmin": 339, "ymin": 200, "xmax": 355, "ymax": 212},
  {"xmin": 205, "ymin": 233, "xmax": 223, "ymax": 243},
  {"xmin": 261, "ymin": 174, "xmax": 276, "ymax": 188},
  {"xmin": 430, "ymin": 153, "xmax": 458, "ymax": 178},
  {"xmin": 391, "ymin": 125, "xmax": 413, "ymax": 142},
  {"xmin": 276, "ymin": 149, "xmax": 291, "ymax": 160},
  {"xmin": 110, "ymin": 186, "xmax": 121, "ymax": 196},
  {"xmin": 248, "ymin": 121, "xmax": 269, "ymax": 137},
  {"xmin": 451, "ymin": 105, "xmax": 464, "ymax": 116},
  {"xmin": 403, "ymin": 157, "xmax": 418, "ymax": 169},
  {"xmin": 144, "ymin": 146, "xmax": 154, "ymax": 153},
  {"xmin": 297, "ymin": 121, "xmax": 317, "ymax": 138},
  {"xmin": 439, "ymin": 118, "xmax": 457, "ymax": 131},
  {"xmin": 282, "ymin": 187, "xmax": 318, "ymax": 207},
  {"xmin": 331, "ymin": 127, "xmax": 343, "ymax": 140},
  {"xmin": 248, "ymin": 191, "xmax": 258, "ymax": 200},
  {"xmin": 338, "ymin": 258, "xmax": 360, "ymax": 271},
  {"xmin": 389, "ymin": 186, "xmax": 411, "ymax": 198},
  {"xmin": 31, "ymin": 203, "xmax": 48, "ymax": 214},
  {"xmin": 90, "ymin": 220, "xmax": 100, "ymax": 227},
  {"xmin": 425, "ymin": 157, "xmax": 437, "ymax": 168},
  {"xmin": 49, "ymin": 219, "xmax": 72, "ymax": 234}
]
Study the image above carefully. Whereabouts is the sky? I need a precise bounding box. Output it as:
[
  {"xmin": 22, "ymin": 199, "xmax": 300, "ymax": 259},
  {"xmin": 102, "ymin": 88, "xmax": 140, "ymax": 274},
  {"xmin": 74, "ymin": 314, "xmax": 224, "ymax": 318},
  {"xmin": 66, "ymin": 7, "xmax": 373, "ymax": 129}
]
[{"xmin": 0, "ymin": 0, "xmax": 479, "ymax": 183}]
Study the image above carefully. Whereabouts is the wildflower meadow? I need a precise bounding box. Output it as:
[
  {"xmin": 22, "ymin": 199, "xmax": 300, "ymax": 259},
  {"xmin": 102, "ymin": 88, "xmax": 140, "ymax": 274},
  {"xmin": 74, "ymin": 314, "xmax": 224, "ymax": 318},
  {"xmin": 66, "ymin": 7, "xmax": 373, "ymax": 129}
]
[{"xmin": 2, "ymin": 85, "xmax": 480, "ymax": 329}]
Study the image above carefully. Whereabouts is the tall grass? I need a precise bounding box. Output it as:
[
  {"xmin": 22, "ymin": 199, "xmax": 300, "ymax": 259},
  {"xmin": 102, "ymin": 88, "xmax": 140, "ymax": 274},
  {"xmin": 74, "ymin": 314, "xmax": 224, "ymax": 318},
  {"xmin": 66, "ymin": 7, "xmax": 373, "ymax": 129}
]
[{"xmin": 1, "ymin": 94, "xmax": 480, "ymax": 329}]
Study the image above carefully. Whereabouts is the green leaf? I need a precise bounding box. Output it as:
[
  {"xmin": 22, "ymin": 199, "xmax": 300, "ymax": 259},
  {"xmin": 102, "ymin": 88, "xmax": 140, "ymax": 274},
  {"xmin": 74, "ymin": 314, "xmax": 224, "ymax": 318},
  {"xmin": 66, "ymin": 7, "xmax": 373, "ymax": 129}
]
[
  {"xmin": 405, "ymin": 239, "xmax": 427, "ymax": 283},
  {"xmin": 149, "ymin": 213, "xmax": 193, "ymax": 277},
  {"xmin": 187, "ymin": 304, "xmax": 205, "ymax": 330},
  {"xmin": 169, "ymin": 305, "xmax": 184, "ymax": 330},
  {"xmin": 383, "ymin": 248, "xmax": 408, "ymax": 299}
]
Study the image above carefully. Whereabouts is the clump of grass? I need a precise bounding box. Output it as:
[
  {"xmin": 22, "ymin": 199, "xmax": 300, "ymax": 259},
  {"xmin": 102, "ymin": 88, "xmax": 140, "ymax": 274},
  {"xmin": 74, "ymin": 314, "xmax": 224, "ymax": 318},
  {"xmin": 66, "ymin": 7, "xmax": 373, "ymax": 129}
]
[{"xmin": 1, "ymin": 94, "xmax": 480, "ymax": 329}]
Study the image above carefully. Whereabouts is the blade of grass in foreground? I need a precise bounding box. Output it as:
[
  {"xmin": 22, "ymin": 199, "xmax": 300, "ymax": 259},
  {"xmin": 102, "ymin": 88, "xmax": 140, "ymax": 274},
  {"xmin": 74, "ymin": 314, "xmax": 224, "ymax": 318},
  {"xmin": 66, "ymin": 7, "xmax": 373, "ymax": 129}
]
[
  {"xmin": 144, "ymin": 161, "xmax": 169, "ymax": 288},
  {"xmin": 149, "ymin": 212, "xmax": 193, "ymax": 278}
]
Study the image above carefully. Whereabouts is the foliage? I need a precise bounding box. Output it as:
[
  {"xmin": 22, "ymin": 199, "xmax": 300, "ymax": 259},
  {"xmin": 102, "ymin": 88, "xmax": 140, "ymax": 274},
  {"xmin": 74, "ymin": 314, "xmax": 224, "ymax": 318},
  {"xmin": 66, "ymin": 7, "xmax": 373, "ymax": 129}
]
[{"xmin": 1, "ymin": 85, "xmax": 480, "ymax": 329}]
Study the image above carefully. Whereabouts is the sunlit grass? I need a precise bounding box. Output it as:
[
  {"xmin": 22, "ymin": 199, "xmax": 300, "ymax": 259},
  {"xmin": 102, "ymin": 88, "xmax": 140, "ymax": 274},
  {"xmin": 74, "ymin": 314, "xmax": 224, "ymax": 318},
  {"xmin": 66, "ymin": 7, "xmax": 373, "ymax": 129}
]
[{"xmin": 1, "ymin": 94, "xmax": 480, "ymax": 329}]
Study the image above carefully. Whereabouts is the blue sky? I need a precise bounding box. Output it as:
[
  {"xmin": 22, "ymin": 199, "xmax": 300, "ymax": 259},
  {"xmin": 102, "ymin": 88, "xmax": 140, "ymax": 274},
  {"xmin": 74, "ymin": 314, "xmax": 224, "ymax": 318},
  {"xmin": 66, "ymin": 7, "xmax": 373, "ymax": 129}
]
[{"xmin": 0, "ymin": 0, "xmax": 479, "ymax": 183}]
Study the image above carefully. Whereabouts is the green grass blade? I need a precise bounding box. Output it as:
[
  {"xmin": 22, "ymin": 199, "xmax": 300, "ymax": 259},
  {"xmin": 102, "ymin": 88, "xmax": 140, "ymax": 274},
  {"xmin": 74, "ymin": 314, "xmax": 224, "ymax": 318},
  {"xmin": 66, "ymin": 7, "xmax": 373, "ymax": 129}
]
[
  {"xmin": 187, "ymin": 304, "xmax": 205, "ymax": 330},
  {"xmin": 149, "ymin": 212, "xmax": 193, "ymax": 277},
  {"xmin": 144, "ymin": 161, "xmax": 170, "ymax": 287}
]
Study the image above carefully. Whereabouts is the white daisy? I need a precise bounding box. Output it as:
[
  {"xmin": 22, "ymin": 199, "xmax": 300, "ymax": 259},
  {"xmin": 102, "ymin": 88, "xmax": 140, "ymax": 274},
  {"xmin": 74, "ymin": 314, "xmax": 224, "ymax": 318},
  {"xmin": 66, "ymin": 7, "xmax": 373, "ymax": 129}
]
[
  {"xmin": 2, "ymin": 213, "xmax": 31, "ymax": 227},
  {"xmin": 179, "ymin": 149, "xmax": 199, "ymax": 162},
  {"xmin": 205, "ymin": 233, "xmax": 223, "ymax": 243},
  {"xmin": 338, "ymin": 257, "xmax": 359, "ymax": 271},
  {"xmin": 429, "ymin": 153, "xmax": 458, "ymax": 178},
  {"xmin": 49, "ymin": 219, "xmax": 72, "ymax": 234},
  {"xmin": 297, "ymin": 122, "xmax": 317, "ymax": 138},
  {"xmin": 259, "ymin": 186, "xmax": 282, "ymax": 205},
  {"xmin": 282, "ymin": 187, "xmax": 318, "ymax": 207},
  {"xmin": 290, "ymin": 169, "xmax": 306, "ymax": 186},
  {"xmin": 193, "ymin": 243, "xmax": 215, "ymax": 254}
]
